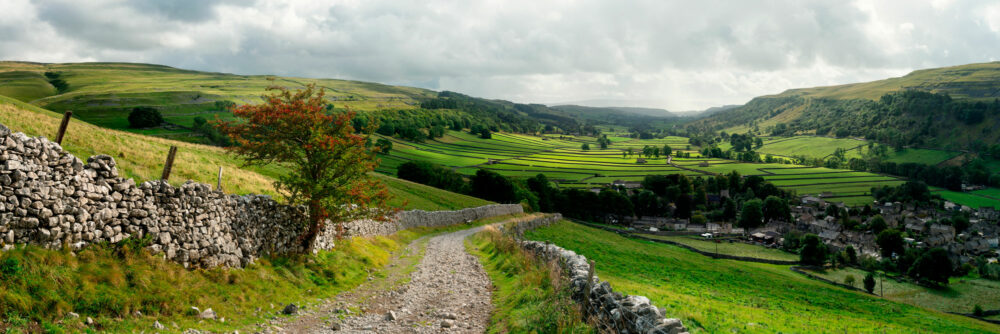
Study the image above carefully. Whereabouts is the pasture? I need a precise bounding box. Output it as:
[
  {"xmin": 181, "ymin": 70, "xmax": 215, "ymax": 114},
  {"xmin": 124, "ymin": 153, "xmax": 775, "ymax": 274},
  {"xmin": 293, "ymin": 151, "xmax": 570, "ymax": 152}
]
[
  {"xmin": 801, "ymin": 267, "xmax": 1000, "ymax": 316},
  {"xmin": 525, "ymin": 221, "xmax": 999, "ymax": 333},
  {"xmin": 378, "ymin": 131, "xmax": 917, "ymax": 206},
  {"xmin": 0, "ymin": 96, "xmax": 489, "ymax": 211},
  {"xmin": 757, "ymin": 135, "xmax": 961, "ymax": 165},
  {"xmin": 0, "ymin": 62, "xmax": 435, "ymax": 139},
  {"xmin": 641, "ymin": 235, "xmax": 800, "ymax": 262}
]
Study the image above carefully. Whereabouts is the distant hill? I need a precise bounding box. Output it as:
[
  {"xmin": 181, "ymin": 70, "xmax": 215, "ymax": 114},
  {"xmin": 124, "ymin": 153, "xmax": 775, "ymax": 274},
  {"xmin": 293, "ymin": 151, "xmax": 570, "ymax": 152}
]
[
  {"xmin": 605, "ymin": 106, "xmax": 673, "ymax": 117},
  {"xmin": 549, "ymin": 104, "xmax": 681, "ymax": 130},
  {"xmin": 769, "ymin": 61, "xmax": 1000, "ymax": 101},
  {"xmin": 671, "ymin": 104, "xmax": 741, "ymax": 118},
  {"xmin": 0, "ymin": 61, "xmax": 619, "ymax": 143},
  {"xmin": 692, "ymin": 62, "xmax": 1000, "ymax": 151}
]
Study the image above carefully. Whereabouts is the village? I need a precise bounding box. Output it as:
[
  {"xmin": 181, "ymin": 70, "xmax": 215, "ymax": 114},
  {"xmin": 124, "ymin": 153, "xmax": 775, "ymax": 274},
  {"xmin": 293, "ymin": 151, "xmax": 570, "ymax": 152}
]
[{"xmin": 618, "ymin": 193, "xmax": 1000, "ymax": 268}]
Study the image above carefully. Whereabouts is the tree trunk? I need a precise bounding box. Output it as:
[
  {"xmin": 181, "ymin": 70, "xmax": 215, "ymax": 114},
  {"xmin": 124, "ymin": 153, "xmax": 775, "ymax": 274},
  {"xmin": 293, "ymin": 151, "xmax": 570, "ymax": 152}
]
[{"xmin": 302, "ymin": 199, "xmax": 326, "ymax": 254}]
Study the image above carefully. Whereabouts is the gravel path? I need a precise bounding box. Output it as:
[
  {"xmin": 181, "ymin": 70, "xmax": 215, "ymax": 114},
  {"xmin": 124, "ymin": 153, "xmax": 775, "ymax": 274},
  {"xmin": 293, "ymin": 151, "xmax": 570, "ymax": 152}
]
[{"xmin": 291, "ymin": 226, "xmax": 493, "ymax": 333}]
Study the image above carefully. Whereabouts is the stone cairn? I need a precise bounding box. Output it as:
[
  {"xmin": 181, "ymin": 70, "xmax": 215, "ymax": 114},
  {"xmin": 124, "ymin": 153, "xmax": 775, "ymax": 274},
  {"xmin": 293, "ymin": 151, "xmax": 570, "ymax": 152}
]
[
  {"xmin": 506, "ymin": 216, "xmax": 690, "ymax": 334},
  {"xmin": 0, "ymin": 123, "xmax": 522, "ymax": 268}
]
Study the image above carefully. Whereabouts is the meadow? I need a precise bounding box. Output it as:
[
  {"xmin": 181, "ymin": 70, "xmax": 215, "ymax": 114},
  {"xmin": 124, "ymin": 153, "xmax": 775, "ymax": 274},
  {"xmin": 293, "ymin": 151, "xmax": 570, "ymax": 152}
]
[
  {"xmin": 377, "ymin": 131, "xmax": 1000, "ymax": 208},
  {"xmin": 0, "ymin": 61, "xmax": 435, "ymax": 141},
  {"xmin": 757, "ymin": 135, "xmax": 962, "ymax": 165},
  {"xmin": 802, "ymin": 267, "xmax": 1000, "ymax": 315},
  {"xmin": 379, "ymin": 132, "xmax": 892, "ymax": 206},
  {"xmin": 526, "ymin": 221, "xmax": 1000, "ymax": 333},
  {"xmin": 640, "ymin": 235, "xmax": 800, "ymax": 262},
  {"xmin": 0, "ymin": 96, "xmax": 489, "ymax": 211}
]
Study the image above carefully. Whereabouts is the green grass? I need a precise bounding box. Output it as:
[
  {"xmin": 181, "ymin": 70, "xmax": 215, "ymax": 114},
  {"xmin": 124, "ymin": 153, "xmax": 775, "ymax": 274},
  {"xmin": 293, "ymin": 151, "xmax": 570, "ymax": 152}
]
[
  {"xmin": 641, "ymin": 235, "xmax": 800, "ymax": 262},
  {"xmin": 802, "ymin": 267, "xmax": 1000, "ymax": 315},
  {"xmin": 377, "ymin": 130, "xmax": 930, "ymax": 205},
  {"xmin": 0, "ymin": 95, "xmax": 489, "ymax": 212},
  {"xmin": 756, "ymin": 136, "xmax": 960, "ymax": 165},
  {"xmin": 467, "ymin": 226, "xmax": 593, "ymax": 333},
  {"xmin": 885, "ymin": 148, "xmax": 961, "ymax": 165},
  {"xmin": 757, "ymin": 136, "xmax": 866, "ymax": 160},
  {"xmin": 0, "ymin": 213, "xmax": 527, "ymax": 333},
  {"xmin": 525, "ymin": 221, "xmax": 999, "ymax": 333},
  {"xmin": 0, "ymin": 71, "xmax": 56, "ymax": 102},
  {"xmin": 0, "ymin": 61, "xmax": 436, "ymax": 140},
  {"xmin": 935, "ymin": 190, "xmax": 1000, "ymax": 209},
  {"xmin": 0, "ymin": 232, "xmax": 407, "ymax": 333},
  {"xmin": 774, "ymin": 61, "xmax": 1000, "ymax": 101}
]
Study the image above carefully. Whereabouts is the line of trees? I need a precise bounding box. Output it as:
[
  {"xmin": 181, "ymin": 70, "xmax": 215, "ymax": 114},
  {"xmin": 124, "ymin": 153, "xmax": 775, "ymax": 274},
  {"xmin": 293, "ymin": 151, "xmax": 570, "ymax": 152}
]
[{"xmin": 397, "ymin": 161, "xmax": 794, "ymax": 228}]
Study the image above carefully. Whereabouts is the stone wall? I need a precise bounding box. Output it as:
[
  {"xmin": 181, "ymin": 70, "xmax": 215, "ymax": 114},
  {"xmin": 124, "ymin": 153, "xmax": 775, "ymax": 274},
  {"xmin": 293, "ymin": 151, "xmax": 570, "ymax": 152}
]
[
  {"xmin": 0, "ymin": 123, "xmax": 521, "ymax": 268},
  {"xmin": 503, "ymin": 217, "xmax": 690, "ymax": 334}
]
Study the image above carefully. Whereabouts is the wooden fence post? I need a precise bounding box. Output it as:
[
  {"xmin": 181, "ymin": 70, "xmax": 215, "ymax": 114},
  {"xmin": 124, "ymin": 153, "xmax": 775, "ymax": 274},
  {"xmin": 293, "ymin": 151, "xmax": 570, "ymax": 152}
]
[
  {"xmin": 55, "ymin": 111, "xmax": 72, "ymax": 145},
  {"xmin": 216, "ymin": 166, "xmax": 224, "ymax": 191},
  {"xmin": 161, "ymin": 146, "xmax": 178, "ymax": 181}
]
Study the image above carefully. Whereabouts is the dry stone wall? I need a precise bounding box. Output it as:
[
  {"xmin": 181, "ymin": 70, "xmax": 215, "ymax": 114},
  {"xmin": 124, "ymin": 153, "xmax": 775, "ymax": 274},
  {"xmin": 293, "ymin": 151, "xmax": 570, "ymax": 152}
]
[
  {"xmin": 504, "ymin": 217, "xmax": 690, "ymax": 334},
  {"xmin": 0, "ymin": 123, "xmax": 521, "ymax": 268}
]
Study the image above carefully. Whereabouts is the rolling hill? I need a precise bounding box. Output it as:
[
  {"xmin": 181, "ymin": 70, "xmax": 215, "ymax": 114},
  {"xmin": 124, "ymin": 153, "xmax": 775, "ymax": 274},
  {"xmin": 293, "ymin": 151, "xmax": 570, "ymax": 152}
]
[
  {"xmin": 693, "ymin": 62, "xmax": 1000, "ymax": 151},
  {"xmin": 0, "ymin": 61, "xmax": 592, "ymax": 144},
  {"xmin": 0, "ymin": 94, "xmax": 491, "ymax": 211}
]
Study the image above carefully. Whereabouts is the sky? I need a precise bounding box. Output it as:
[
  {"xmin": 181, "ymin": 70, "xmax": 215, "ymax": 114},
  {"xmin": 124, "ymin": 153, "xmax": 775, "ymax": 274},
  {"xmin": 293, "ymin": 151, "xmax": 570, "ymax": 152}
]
[{"xmin": 2, "ymin": 0, "xmax": 999, "ymax": 111}]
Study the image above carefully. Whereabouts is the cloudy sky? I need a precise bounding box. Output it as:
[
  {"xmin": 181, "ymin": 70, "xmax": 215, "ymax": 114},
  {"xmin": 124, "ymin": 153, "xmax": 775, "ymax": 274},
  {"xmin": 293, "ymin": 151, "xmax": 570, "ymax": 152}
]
[{"xmin": 2, "ymin": 0, "xmax": 999, "ymax": 110}]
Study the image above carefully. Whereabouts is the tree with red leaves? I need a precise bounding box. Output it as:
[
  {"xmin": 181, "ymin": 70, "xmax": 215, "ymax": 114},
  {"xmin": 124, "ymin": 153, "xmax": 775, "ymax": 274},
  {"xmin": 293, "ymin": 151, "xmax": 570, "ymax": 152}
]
[{"xmin": 215, "ymin": 83, "xmax": 393, "ymax": 252}]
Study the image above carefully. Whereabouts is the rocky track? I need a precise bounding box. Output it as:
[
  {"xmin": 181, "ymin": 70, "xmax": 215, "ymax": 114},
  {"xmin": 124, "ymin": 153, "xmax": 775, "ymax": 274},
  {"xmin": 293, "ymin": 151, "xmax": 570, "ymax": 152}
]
[{"xmin": 282, "ymin": 226, "xmax": 494, "ymax": 333}]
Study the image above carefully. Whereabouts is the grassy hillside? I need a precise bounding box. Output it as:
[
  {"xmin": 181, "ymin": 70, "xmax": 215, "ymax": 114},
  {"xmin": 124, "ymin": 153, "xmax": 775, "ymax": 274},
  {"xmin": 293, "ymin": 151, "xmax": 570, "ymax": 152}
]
[
  {"xmin": 0, "ymin": 95, "xmax": 490, "ymax": 211},
  {"xmin": 773, "ymin": 62, "xmax": 1000, "ymax": 101},
  {"xmin": 694, "ymin": 62, "xmax": 1000, "ymax": 152},
  {"xmin": 526, "ymin": 221, "xmax": 1000, "ymax": 333},
  {"xmin": 0, "ymin": 61, "xmax": 436, "ymax": 141},
  {"xmin": 0, "ymin": 70, "xmax": 57, "ymax": 102}
]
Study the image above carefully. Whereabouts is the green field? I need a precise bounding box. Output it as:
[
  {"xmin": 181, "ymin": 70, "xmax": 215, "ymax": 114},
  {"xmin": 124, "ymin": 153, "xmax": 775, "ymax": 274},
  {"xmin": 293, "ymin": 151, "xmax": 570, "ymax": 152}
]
[
  {"xmin": 936, "ymin": 190, "xmax": 1000, "ymax": 209},
  {"xmin": 0, "ymin": 61, "xmax": 435, "ymax": 142},
  {"xmin": 526, "ymin": 221, "xmax": 1000, "ymax": 333},
  {"xmin": 0, "ymin": 95, "xmax": 488, "ymax": 211},
  {"xmin": 802, "ymin": 267, "xmax": 1000, "ymax": 315},
  {"xmin": 381, "ymin": 129, "xmax": 1000, "ymax": 207},
  {"xmin": 641, "ymin": 235, "xmax": 800, "ymax": 262},
  {"xmin": 758, "ymin": 136, "xmax": 867, "ymax": 160},
  {"xmin": 376, "ymin": 130, "xmax": 992, "ymax": 206},
  {"xmin": 757, "ymin": 136, "xmax": 961, "ymax": 165}
]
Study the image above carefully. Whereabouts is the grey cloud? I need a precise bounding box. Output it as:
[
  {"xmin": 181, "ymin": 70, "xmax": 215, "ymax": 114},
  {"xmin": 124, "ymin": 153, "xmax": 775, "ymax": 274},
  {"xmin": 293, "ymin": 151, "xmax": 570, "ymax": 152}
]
[{"xmin": 2, "ymin": 0, "xmax": 999, "ymax": 110}]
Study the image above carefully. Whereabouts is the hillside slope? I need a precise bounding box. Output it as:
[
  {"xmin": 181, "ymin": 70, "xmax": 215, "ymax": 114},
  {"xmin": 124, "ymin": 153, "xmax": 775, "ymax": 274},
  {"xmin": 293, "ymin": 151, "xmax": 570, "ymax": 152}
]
[
  {"xmin": 693, "ymin": 62, "xmax": 1000, "ymax": 151},
  {"xmin": 773, "ymin": 61, "xmax": 1000, "ymax": 101},
  {"xmin": 0, "ymin": 95, "xmax": 490, "ymax": 211}
]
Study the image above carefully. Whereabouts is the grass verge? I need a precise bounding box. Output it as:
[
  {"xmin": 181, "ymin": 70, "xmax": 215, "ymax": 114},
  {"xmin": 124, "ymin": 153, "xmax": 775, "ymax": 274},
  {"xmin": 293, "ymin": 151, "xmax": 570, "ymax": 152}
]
[
  {"xmin": 466, "ymin": 226, "xmax": 593, "ymax": 334},
  {"xmin": 0, "ymin": 214, "xmax": 526, "ymax": 333}
]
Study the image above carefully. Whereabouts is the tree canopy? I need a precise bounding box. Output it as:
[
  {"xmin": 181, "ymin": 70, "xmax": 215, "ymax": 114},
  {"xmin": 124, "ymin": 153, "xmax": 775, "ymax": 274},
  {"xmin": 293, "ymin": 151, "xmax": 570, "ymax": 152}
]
[{"xmin": 216, "ymin": 84, "xmax": 393, "ymax": 252}]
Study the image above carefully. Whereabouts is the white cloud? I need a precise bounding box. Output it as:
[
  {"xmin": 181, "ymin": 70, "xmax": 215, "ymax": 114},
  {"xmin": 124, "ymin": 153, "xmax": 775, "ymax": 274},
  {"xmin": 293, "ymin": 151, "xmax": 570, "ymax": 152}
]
[{"xmin": 0, "ymin": 0, "xmax": 998, "ymax": 110}]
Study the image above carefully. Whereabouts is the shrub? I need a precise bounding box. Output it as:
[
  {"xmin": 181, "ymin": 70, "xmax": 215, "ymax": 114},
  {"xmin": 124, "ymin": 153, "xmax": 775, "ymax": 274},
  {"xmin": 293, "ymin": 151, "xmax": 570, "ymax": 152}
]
[
  {"xmin": 864, "ymin": 272, "xmax": 876, "ymax": 293},
  {"xmin": 127, "ymin": 106, "xmax": 163, "ymax": 128},
  {"xmin": 974, "ymin": 305, "xmax": 984, "ymax": 316},
  {"xmin": 844, "ymin": 274, "xmax": 856, "ymax": 287}
]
